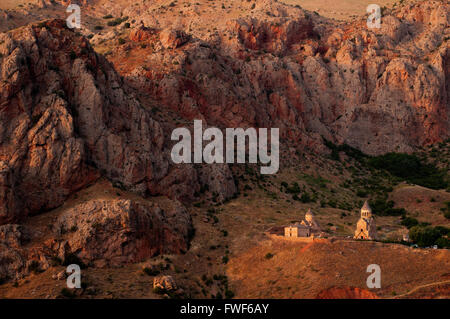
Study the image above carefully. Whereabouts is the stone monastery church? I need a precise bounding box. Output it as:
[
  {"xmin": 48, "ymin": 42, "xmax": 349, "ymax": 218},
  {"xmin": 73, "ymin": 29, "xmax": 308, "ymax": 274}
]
[
  {"xmin": 354, "ymin": 200, "xmax": 377, "ymax": 240},
  {"xmin": 284, "ymin": 208, "xmax": 322, "ymax": 238},
  {"xmin": 284, "ymin": 201, "xmax": 377, "ymax": 240}
]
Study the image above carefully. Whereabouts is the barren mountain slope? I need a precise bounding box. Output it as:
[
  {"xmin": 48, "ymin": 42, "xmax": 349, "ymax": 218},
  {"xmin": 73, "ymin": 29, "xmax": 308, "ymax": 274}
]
[
  {"xmin": 227, "ymin": 238, "xmax": 450, "ymax": 298},
  {"xmin": 282, "ymin": 0, "xmax": 398, "ymax": 21},
  {"xmin": 1, "ymin": 0, "xmax": 448, "ymax": 154},
  {"xmin": 92, "ymin": 0, "xmax": 449, "ymax": 154},
  {"xmin": 0, "ymin": 0, "xmax": 449, "ymax": 299}
]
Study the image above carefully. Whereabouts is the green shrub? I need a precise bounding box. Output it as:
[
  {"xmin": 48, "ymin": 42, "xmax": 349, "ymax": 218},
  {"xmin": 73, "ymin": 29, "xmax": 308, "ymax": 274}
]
[
  {"xmin": 107, "ymin": 17, "xmax": 127, "ymax": 27},
  {"xmin": 409, "ymin": 226, "xmax": 450, "ymax": 247},
  {"xmin": 222, "ymin": 256, "xmax": 229, "ymax": 264},
  {"xmin": 327, "ymin": 200, "xmax": 337, "ymax": 208},
  {"xmin": 28, "ymin": 260, "xmax": 42, "ymax": 274},
  {"xmin": 300, "ymin": 193, "xmax": 312, "ymax": 203},
  {"xmin": 0, "ymin": 276, "xmax": 8, "ymax": 285},
  {"xmin": 435, "ymin": 237, "xmax": 450, "ymax": 248},
  {"xmin": 356, "ymin": 189, "xmax": 368, "ymax": 197},
  {"xmin": 153, "ymin": 286, "xmax": 165, "ymax": 294},
  {"xmin": 384, "ymin": 207, "xmax": 407, "ymax": 216},
  {"xmin": 368, "ymin": 153, "xmax": 448, "ymax": 190},
  {"xmin": 69, "ymin": 51, "xmax": 77, "ymax": 60},
  {"xmin": 443, "ymin": 201, "xmax": 450, "ymax": 219},
  {"xmin": 369, "ymin": 198, "xmax": 405, "ymax": 216},
  {"xmin": 286, "ymin": 182, "xmax": 301, "ymax": 194},
  {"xmin": 225, "ymin": 289, "xmax": 235, "ymax": 299},
  {"xmin": 63, "ymin": 253, "xmax": 86, "ymax": 269},
  {"xmin": 143, "ymin": 267, "xmax": 160, "ymax": 276},
  {"xmin": 264, "ymin": 253, "xmax": 274, "ymax": 259},
  {"xmin": 60, "ymin": 288, "xmax": 76, "ymax": 298},
  {"xmin": 401, "ymin": 216, "xmax": 419, "ymax": 229},
  {"xmin": 323, "ymin": 138, "xmax": 367, "ymax": 161}
]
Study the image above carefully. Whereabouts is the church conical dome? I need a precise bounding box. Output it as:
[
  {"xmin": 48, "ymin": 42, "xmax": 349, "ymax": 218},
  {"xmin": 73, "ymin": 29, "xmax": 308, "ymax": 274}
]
[
  {"xmin": 355, "ymin": 200, "xmax": 377, "ymax": 240},
  {"xmin": 305, "ymin": 208, "xmax": 314, "ymax": 222},
  {"xmin": 361, "ymin": 200, "xmax": 372, "ymax": 218}
]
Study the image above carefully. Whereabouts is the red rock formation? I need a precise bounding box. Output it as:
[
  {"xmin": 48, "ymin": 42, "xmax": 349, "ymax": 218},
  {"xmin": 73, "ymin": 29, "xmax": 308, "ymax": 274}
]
[
  {"xmin": 118, "ymin": 0, "xmax": 448, "ymax": 155},
  {"xmin": 0, "ymin": 196, "xmax": 193, "ymax": 280},
  {"xmin": 0, "ymin": 20, "xmax": 236, "ymax": 224},
  {"xmin": 231, "ymin": 16, "xmax": 317, "ymax": 55},
  {"xmin": 129, "ymin": 25, "xmax": 159, "ymax": 42},
  {"xmin": 0, "ymin": 225, "xmax": 27, "ymax": 282},
  {"xmin": 160, "ymin": 29, "xmax": 190, "ymax": 50},
  {"xmin": 50, "ymin": 198, "xmax": 193, "ymax": 267},
  {"xmin": 316, "ymin": 286, "xmax": 380, "ymax": 299}
]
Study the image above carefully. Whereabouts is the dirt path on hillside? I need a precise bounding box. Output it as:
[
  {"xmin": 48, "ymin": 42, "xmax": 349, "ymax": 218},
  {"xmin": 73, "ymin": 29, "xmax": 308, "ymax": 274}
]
[
  {"xmin": 281, "ymin": 0, "xmax": 398, "ymax": 21},
  {"xmin": 392, "ymin": 280, "xmax": 450, "ymax": 298}
]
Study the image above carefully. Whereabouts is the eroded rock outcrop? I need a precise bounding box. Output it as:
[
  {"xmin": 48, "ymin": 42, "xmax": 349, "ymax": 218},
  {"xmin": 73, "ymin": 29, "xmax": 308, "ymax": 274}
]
[
  {"xmin": 153, "ymin": 275, "xmax": 178, "ymax": 291},
  {"xmin": 0, "ymin": 225, "xmax": 27, "ymax": 282},
  {"xmin": 0, "ymin": 193, "xmax": 193, "ymax": 281},
  {"xmin": 160, "ymin": 29, "xmax": 190, "ymax": 50},
  {"xmin": 0, "ymin": 19, "xmax": 236, "ymax": 224},
  {"xmin": 49, "ymin": 198, "xmax": 193, "ymax": 267},
  {"xmin": 114, "ymin": 0, "xmax": 449, "ymax": 156}
]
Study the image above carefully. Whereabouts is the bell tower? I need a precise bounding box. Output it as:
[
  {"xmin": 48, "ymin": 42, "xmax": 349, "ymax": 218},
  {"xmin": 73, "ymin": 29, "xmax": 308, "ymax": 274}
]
[
  {"xmin": 360, "ymin": 200, "xmax": 372, "ymax": 219},
  {"xmin": 354, "ymin": 200, "xmax": 377, "ymax": 240}
]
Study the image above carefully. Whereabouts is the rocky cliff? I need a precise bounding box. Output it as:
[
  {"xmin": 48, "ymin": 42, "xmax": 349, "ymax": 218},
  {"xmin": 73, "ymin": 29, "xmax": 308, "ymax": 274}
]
[
  {"xmin": 0, "ymin": 0, "xmax": 448, "ymax": 287},
  {"xmin": 107, "ymin": 0, "xmax": 449, "ymax": 155},
  {"xmin": 0, "ymin": 19, "xmax": 235, "ymax": 224}
]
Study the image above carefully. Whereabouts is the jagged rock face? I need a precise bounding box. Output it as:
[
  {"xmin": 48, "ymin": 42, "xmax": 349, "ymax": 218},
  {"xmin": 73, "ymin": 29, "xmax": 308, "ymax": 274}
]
[
  {"xmin": 0, "ymin": 20, "xmax": 236, "ymax": 223},
  {"xmin": 50, "ymin": 198, "xmax": 193, "ymax": 266},
  {"xmin": 160, "ymin": 29, "xmax": 190, "ymax": 50},
  {"xmin": 0, "ymin": 1, "xmax": 448, "ymax": 223},
  {"xmin": 0, "ymin": 225, "xmax": 27, "ymax": 282},
  {"xmin": 0, "ymin": 21, "xmax": 99, "ymax": 224},
  {"xmin": 121, "ymin": 0, "xmax": 449, "ymax": 155},
  {"xmin": 129, "ymin": 25, "xmax": 159, "ymax": 43},
  {"xmin": 231, "ymin": 15, "xmax": 317, "ymax": 55},
  {"xmin": 0, "ymin": 162, "xmax": 18, "ymax": 224},
  {"xmin": 0, "ymin": 197, "xmax": 193, "ymax": 281},
  {"xmin": 0, "ymin": 223, "xmax": 53, "ymax": 282},
  {"xmin": 198, "ymin": 164, "xmax": 237, "ymax": 203}
]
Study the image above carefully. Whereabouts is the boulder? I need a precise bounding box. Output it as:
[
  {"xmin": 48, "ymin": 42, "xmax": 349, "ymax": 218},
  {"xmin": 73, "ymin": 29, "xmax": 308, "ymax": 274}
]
[
  {"xmin": 153, "ymin": 275, "xmax": 177, "ymax": 291},
  {"xmin": 52, "ymin": 198, "xmax": 193, "ymax": 266},
  {"xmin": 129, "ymin": 25, "xmax": 159, "ymax": 42},
  {"xmin": 160, "ymin": 29, "xmax": 190, "ymax": 49}
]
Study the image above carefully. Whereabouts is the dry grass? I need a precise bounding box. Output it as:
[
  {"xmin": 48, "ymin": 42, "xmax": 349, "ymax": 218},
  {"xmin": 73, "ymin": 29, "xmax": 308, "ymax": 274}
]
[
  {"xmin": 227, "ymin": 238, "xmax": 450, "ymax": 298},
  {"xmin": 281, "ymin": 0, "xmax": 399, "ymax": 21},
  {"xmin": 0, "ymin": 0, "xmax": 30, "ymax": 10},
  {"xmin": 391, "ymin": 185, "xmax": 450, "ymax": 227},
  {"xmin": 1, "ymin": 152, "xmax": 448, "ymax": 299}
]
